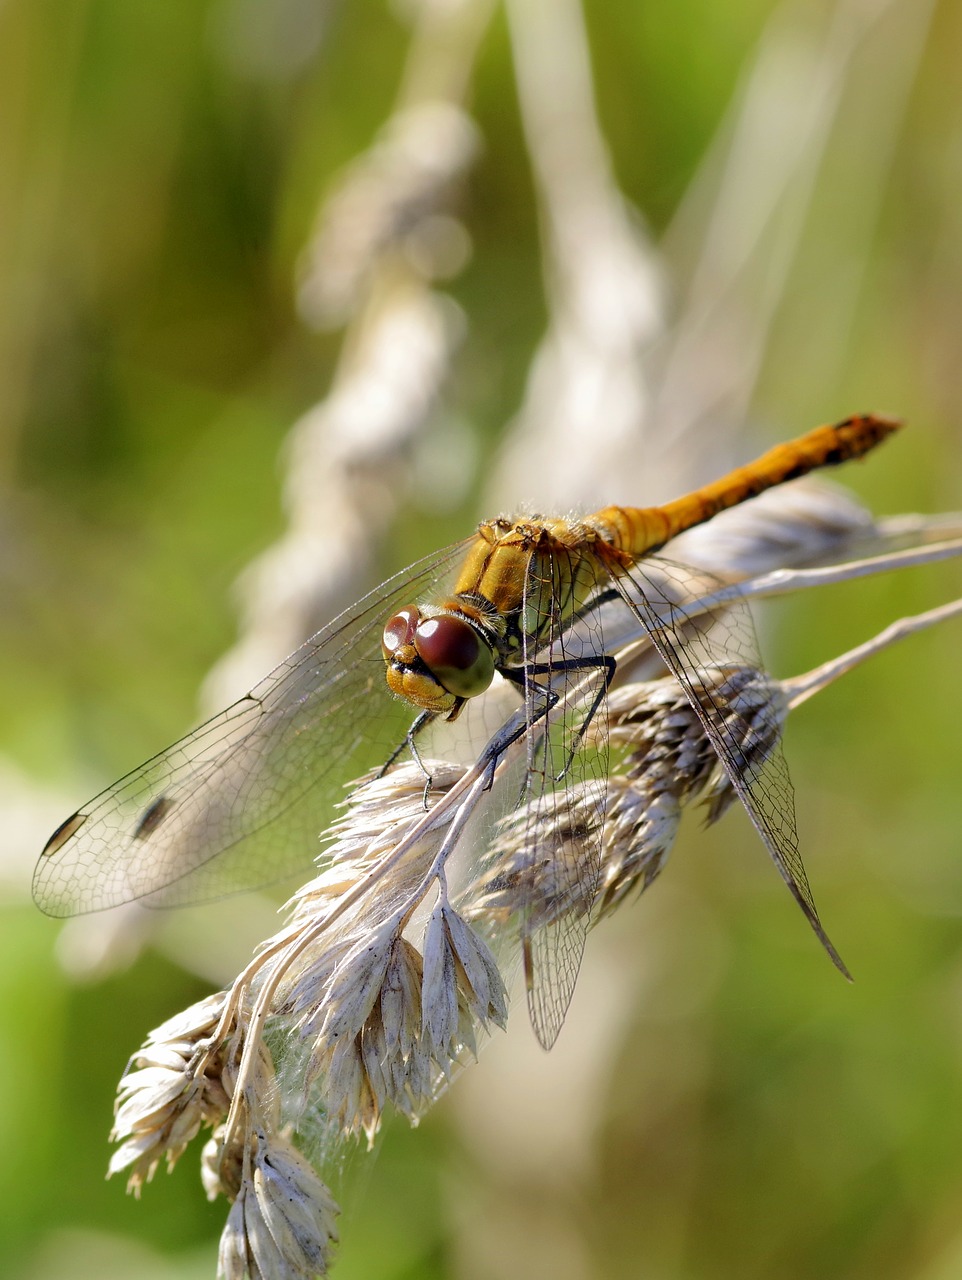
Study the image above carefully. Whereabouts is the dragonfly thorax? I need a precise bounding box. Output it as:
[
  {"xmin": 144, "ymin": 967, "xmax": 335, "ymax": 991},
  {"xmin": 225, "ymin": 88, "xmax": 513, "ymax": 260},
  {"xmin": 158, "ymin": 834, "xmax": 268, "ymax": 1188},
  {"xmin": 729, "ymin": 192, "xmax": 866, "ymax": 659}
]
[{"xmin": 381, "ymin": 601, "xmax": 499, "ymax": 717}]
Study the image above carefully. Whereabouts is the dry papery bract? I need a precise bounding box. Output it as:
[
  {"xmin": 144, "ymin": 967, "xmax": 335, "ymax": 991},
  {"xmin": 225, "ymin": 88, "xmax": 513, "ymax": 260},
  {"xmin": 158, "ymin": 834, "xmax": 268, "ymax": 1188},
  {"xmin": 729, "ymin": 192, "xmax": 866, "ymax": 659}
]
[
  {"xmin": 109, "ymin": 991, "xmax": 233, "ymax": 1193},
  {"xmin": 214, "ymin": 1129, "xmax": 341, "ymax": 1280}
]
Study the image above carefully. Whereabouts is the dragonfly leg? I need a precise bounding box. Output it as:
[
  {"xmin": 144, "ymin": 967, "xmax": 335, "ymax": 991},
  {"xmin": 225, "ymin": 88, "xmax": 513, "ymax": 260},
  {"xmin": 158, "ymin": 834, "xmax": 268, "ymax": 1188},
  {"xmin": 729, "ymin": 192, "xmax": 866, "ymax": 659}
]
[
  {"xmin": 377, "ymin": 709, "xmax": 436, "ymax": 792},
  {"xmin": 404, "ymin": 713, "xmax": 440, "ymax": 811},
  {"xmin": 475, "ymin": 679, "xmax": 557, "ymax": 790},
  {"xmin": 500, "ymin": 651, "xmax": 616, "ymax": 781}
]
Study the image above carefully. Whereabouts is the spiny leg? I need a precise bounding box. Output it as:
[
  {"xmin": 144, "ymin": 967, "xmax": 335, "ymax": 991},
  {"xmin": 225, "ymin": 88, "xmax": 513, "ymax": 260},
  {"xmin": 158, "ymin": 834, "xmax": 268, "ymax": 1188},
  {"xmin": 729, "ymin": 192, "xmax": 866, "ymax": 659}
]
[
  {"xmin": 500, "ymin": 651, "xmax": 615, "ymax": 782},
  {"xmin": 377, "ymin": 710, "xmax": 438, "ymax": 808}
]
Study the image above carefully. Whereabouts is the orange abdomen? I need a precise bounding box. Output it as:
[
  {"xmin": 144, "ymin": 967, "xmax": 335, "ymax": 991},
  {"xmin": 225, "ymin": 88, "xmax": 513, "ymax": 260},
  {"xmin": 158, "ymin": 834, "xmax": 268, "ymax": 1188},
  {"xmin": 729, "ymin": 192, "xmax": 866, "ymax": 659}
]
[{"xmin": 590, "ymin": 413, "xmax": 901, "ymax": 561}]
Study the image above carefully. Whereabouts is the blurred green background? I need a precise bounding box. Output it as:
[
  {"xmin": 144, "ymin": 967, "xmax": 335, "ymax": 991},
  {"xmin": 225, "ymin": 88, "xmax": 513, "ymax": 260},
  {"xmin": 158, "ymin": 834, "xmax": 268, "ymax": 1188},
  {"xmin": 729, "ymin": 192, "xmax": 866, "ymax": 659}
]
[{"xmin": 3, "ymin": 1, "xmax": 962, "ymax": 1278}]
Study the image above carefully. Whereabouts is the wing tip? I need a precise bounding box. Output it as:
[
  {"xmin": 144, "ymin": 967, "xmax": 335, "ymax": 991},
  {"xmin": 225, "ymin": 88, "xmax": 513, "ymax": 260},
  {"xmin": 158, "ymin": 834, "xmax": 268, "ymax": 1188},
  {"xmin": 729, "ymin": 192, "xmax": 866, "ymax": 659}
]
[{"xmin": 821, "ymin": 931, "xmax": 853, "ymax": 983}]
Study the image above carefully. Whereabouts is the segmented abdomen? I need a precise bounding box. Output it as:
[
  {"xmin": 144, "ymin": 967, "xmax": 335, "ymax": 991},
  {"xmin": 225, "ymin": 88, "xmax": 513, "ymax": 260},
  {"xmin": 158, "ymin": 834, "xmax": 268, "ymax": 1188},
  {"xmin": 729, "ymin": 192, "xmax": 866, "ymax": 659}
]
[{"xmin": 589, "ymin": 413, "xmax": 901, "ymax": 561}]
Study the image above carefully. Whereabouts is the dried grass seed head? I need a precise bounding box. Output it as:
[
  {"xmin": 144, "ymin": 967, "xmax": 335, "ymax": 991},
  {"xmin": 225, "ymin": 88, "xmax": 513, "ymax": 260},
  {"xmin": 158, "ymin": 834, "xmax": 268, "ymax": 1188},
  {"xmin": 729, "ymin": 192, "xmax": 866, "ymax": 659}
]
[
  {"xmin": 108, "ymin": 992, "xmax": 232, "ymax": 1194},
  {"xmin": 289, "ymin": 762, "xmax": 467, "ymax": 921},
  {"xmin": 216, "ymin": 1128, "xmax": 340, "ymax": 1280},
  {"xmin": 292, "ymin": 903, "xmax": 506, "ymax": 1145}
]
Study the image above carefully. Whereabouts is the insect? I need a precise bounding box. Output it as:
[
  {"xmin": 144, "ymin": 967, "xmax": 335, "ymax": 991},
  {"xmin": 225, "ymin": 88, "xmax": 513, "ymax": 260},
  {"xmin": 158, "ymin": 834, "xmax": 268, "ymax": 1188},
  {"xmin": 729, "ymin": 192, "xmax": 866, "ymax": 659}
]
[{"xmin": 36, "ymin": 413, "xmax": 900, "ymax": 1046}]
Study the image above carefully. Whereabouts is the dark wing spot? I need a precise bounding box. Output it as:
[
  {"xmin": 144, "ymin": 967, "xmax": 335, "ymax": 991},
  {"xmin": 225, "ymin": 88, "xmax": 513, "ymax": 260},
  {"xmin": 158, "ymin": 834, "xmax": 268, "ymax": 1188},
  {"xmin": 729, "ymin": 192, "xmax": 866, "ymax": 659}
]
[
  {"xmin": 133, "ymin": 795, "xmax": 176, "ymax": 841},
  {"xmin": 41, "ymin": 811, "xmax": 88, "ymax": 857}
]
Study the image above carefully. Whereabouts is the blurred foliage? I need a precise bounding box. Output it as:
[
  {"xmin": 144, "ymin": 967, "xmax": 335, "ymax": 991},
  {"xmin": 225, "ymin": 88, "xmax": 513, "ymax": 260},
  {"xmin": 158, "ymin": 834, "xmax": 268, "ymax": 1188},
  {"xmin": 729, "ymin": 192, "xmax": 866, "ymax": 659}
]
[{"xmin": 2, "ymin": 1, "xmax": 962, "ymax": 1279}]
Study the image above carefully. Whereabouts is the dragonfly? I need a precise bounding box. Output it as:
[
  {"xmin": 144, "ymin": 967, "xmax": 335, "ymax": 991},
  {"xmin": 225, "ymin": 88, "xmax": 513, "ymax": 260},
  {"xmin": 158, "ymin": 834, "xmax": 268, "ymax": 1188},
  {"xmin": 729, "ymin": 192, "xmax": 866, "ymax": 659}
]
[{"xmin": 36, "ymin": 413, "xmax": 900, "ymax": 1047}]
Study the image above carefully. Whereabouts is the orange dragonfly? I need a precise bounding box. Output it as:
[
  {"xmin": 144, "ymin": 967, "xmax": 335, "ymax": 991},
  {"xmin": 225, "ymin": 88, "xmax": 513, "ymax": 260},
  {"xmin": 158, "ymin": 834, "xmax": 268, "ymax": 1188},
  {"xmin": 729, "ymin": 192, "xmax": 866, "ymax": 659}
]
[{"xmin": 36, "ymin": 413, "xmax": 900, "ymax": 1045}]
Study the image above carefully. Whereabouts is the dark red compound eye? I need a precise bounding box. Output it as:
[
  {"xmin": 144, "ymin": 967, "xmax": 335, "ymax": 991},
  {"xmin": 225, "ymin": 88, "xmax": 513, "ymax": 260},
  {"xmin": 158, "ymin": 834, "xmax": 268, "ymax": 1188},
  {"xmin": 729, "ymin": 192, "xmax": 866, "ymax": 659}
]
[
  {"xmin": 414, "ymin": 615, "xmax": 478, "ymax": 672},
  {"xmin": 381, "ymin": 606, "xmax": 420, "ymax": 658},
  {"xmin": 413, "ymin": 614, "xmax": 495, "ymax": 699}
]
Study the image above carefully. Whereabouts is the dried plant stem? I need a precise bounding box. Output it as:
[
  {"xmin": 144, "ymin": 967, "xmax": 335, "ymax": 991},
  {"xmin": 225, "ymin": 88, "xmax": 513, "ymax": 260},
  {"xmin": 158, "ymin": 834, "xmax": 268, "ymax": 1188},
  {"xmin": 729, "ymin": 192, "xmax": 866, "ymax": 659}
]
[
  {"xmin": 784, "ymin": 597, "xmax": 962, "ymax": 709},
  {"xmin": 700, "ymin": 534, "xmax": 962, "ymax": 615},
  {"xmin": 399, "ymin": 0, "xmax": 495, "ymax": 107},
  {"xmin": 876, "ymin": 513, "xmax": 962, "ymax": 544}
]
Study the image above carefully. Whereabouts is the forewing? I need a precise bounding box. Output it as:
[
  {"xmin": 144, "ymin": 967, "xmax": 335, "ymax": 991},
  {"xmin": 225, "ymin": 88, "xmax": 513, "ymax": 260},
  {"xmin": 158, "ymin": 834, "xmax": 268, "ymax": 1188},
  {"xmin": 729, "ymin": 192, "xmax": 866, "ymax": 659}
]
[
  {"xmin": 34, "ymin": 542, "xmax": 469, "ymax": 917},
  {"xmin": 613, "ymin": 557, "xmax": 849, "ymax": 977},
  {"xmin": 516, "ymin": 545, "xmax": 608, "ymax": 1049}
]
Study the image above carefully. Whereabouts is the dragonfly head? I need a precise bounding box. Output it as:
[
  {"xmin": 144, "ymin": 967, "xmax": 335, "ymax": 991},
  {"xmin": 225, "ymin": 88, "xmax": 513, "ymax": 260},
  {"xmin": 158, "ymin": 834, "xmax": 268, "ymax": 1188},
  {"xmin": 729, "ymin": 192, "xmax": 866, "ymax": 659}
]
[{"xmin": 382, "ymin": 605, "xmax": 496, "ymax": 716}]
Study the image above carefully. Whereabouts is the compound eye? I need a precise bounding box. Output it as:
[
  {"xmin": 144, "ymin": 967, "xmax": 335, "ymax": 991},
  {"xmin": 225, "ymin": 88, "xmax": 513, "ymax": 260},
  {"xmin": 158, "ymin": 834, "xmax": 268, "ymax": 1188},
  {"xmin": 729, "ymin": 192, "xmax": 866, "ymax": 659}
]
[
  {"xmin": 414, "ymin": 614, "xmax": 495, "ymax": 699},
  {"xmin": 382, "ymin": 606, "xmax": 420, "ymax": 658}
]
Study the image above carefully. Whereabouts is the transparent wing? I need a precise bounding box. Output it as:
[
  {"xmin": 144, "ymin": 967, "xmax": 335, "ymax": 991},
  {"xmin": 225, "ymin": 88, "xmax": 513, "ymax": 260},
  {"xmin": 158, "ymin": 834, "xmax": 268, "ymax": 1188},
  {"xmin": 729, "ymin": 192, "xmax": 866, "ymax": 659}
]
[
  {"xmin": 613, "ymin": 556, "xmax": 850, "ymax": 977},
  {"xmin": 34, "ymin": 541, "xmax": 469, "ymax": 917},
  {"xmin": 515, "ymin": 545, "xmax": 609, "ymax": 1050}
]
